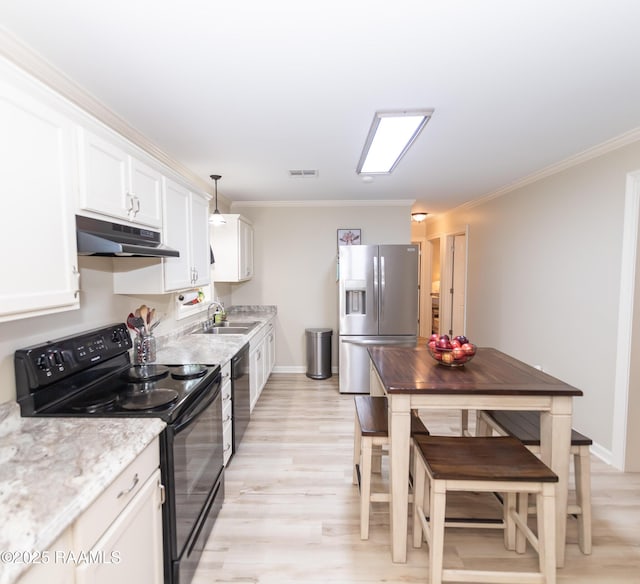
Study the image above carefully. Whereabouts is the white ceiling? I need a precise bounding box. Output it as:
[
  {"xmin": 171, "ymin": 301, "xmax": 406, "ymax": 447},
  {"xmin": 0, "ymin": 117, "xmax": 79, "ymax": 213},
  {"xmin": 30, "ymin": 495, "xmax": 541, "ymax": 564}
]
[{"xmin": 2, "ymin": 0, "xmax": 640, "ymax": 214}]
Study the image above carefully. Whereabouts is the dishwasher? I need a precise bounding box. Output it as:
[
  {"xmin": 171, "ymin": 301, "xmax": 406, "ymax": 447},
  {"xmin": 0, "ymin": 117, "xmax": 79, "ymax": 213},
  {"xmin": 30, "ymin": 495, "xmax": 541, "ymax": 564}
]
[{"xmin": 231, "ymin": 342, "xmax": 250, "ymax": 453}]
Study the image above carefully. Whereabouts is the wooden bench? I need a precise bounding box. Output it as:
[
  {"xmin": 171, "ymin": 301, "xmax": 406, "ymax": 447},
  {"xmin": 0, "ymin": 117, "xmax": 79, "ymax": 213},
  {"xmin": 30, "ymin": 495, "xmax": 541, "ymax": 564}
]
[
  {"xmin": 352, "ymin": 395, "xmax": 430, "ymax": 539},
  {"xmin": 476, "ymin": 409, "xmax": 592, "ymax": 554},
  {"xmin": 412, "ymin": 435, "xmax": 558, "ymax": 584}
]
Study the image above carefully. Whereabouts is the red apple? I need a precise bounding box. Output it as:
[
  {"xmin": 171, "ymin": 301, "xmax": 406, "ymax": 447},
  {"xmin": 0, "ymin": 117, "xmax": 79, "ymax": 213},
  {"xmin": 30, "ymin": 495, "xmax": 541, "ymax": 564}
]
[
  {"xmin": 461, "ymin": 343, "xmax": 476, "ymax": 356},
  {"xmin": 450, "ymin": 339, "xmax": 461, "ymax": 349},
  {"xmin": 437, "ymin": 336, "xmax": 452, "ymax": 349},
  {"xmin": 428, "ymin": 340, "xmax": 437, "ymax": 351},
  {"xmin": 429, "ymin": 333, "xmax": 439, "ymax": 343},
  {"xmin": 452, "ymin": 347, "xmax": 465, "ymax": 360}
]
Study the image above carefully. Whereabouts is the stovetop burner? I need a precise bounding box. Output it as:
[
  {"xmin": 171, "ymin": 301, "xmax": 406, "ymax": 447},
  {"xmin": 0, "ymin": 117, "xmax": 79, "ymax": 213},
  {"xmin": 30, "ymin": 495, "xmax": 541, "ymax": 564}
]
[
  {"xmin": 119, "ymin": 387, "xmax": 179, "ymax": 410},
  {"xmin": 171, "ymin": 364, "xmax": 207, "ymax": 380},
  {"xmin": 123, "ymin": 364, "xmax": 170, "ymax": 382},
  {"xmin": 70, "ymin": 392, "xmax": 119, "ymax": 413}
]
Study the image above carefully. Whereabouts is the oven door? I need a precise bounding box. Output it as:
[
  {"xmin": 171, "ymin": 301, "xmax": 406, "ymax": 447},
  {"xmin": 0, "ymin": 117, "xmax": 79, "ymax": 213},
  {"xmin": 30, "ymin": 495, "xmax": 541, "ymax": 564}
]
[{"xmin": 162, "ymin": 374, "xmax": 223, "ymax": 564}]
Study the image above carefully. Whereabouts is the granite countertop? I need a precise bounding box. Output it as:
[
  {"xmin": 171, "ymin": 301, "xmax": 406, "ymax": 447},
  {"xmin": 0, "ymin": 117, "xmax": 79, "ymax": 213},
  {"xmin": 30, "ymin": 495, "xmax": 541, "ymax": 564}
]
[
  {"xmin": 0, "ymin": 402, "xmax": 165, "ymax": 584},
  {"xmin": 155, "ymin": 306, "xmax": 276, "ymax": 366}
]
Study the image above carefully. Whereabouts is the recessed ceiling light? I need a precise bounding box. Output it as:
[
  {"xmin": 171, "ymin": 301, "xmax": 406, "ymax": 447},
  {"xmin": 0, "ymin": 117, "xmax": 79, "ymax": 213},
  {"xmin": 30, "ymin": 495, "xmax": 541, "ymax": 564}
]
[{"xmin": 356, "ymin": 110, "xmax": 434, "ymax": 175}]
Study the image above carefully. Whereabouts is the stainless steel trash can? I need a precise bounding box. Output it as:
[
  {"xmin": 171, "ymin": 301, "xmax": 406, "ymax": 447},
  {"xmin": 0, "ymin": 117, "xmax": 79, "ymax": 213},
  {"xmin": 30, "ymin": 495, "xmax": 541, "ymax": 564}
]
[{"xmin": 305, "ymin": 328, "xmax": 332, "ymax": 379}]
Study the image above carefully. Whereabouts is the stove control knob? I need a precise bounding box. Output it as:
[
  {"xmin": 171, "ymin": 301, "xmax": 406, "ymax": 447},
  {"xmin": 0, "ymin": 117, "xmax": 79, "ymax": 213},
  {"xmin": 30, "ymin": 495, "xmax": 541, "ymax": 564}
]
[
  {"xmin": 36, "ymin": 354, "xmax": 50, "ymax": 371},
  {"xmin": 51, "ymin": 350, "xmax": 64, "ymax": 366},
  {"xmin": 112, "ymin": 328, "xmax": 128, "ymax": 344}
]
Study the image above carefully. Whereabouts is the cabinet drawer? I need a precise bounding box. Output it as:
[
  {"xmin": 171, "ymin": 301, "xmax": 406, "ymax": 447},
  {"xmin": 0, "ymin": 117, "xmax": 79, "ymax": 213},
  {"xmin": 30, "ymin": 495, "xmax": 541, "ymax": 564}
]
[
  {"xmin": 73, "ymin": 436, "xmax": 159, "ymax": 551},
  {"xmin": 221, "ymin": 379, "xmax": 232, "ymax": 404},
  {"xmin": 223, "ymin": 422, "xmax": 233, "ymax": 466},
  {"xmin": 220, "ymin": 361, "xmax": 231, "ymax": 389},
  {"xmin": 222, "ymin": 398, "xmax": 232, "ymax": 426}
]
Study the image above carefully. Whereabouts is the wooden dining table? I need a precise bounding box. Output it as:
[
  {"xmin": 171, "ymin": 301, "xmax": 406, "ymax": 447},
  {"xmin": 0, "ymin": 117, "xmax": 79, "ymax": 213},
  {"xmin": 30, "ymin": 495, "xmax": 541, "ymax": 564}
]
[{"xmin": 367, "ymin": 345, "xmax": 583, "ymax": 567}]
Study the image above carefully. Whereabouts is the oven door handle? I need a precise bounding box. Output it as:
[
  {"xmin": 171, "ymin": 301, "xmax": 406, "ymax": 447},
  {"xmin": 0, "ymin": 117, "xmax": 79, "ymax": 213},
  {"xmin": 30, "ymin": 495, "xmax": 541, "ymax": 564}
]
[{"xmin": 174, "ymin": 389, "xmax": 219, "ymax": 433}]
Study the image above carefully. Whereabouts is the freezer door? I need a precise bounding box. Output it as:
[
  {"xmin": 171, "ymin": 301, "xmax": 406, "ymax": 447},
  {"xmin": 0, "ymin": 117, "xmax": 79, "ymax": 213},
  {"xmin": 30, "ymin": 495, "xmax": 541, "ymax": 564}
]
[
  {"xmin": 338, "ymin": 335, "xmax": 417, "ymax": 394},
  {"xmin": 378, "ymin": 245, "xmax": 419, "ymax": 336},
  {"xmin": 338, "ymin": 245, "xmax": 378, "ymax": 336}
]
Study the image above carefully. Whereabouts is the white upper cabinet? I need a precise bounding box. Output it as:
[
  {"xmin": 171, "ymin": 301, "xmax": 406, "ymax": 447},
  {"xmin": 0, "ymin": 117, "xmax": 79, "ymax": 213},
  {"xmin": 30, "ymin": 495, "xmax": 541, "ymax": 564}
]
[
  {"xmin": 78, "ymin": 128, "xmax": 163, "ymax": 228},
  {"xmin": 163, "ymin": 177, "xmax": 210, "ymax": 291},
  {"xmin": 211, "ymin": 214, "xmax": 254, "ymax": 282},
  {"xmin": 0, "ymin": 59, "xmax": 80, "ymax": 322},
  {"xmin": 113, "ymin": 177, "xmax": 210, "ymax": 294}
]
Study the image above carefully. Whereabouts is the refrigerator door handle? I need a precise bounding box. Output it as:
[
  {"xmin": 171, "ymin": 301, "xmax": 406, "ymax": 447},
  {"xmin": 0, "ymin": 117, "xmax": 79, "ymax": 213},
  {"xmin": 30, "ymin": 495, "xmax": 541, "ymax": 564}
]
[
  {"xmin": 373, "ymin": 255, "xmax": 378, "ymax": 311},
  {"xmin": 380, "ymin": 255, "xmax": 385, "ymax": 320}
]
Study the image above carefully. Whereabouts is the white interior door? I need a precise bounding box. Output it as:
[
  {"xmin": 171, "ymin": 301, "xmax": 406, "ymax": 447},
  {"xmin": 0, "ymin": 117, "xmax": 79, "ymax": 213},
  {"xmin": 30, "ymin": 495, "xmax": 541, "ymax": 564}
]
[{"xmin": 450, "ymin": 234, "xmax": 467, "ymax": 336}]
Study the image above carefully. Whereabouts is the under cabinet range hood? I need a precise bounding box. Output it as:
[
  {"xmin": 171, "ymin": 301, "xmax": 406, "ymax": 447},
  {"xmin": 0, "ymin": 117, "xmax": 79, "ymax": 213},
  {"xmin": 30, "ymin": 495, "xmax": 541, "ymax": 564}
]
[{"xmin": 76, "ymin": 215, "xmax": 180, "ymax": 258}]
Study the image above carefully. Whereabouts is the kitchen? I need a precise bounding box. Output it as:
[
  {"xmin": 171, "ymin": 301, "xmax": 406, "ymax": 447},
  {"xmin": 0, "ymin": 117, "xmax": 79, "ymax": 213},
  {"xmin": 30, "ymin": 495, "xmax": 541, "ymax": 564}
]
[{"xmin": 1, "ymin": 1, "xmax": 640, "ymax": 582}]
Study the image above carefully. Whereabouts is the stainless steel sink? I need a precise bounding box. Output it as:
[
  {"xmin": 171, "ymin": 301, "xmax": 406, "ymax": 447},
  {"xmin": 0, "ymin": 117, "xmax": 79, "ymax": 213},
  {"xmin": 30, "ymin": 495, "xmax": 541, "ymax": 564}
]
[
  {"xmin": 212, "ymin": 321, "xmax": 259, "ymax": 329},
  {"xmin": 193, "ymin": 321, "xmax": 260, "ymax": 335},
  {"xmin": 196, "ymin": 327, "xmax": 250, "ymax": 335}
]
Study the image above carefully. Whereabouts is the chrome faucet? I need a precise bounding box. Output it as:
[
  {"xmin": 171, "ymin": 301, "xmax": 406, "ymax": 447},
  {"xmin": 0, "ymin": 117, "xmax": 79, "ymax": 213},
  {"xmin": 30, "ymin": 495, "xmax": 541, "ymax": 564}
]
[{"xmin": 205, "ymin": 300, "xmax": 225, "ymax": 328}]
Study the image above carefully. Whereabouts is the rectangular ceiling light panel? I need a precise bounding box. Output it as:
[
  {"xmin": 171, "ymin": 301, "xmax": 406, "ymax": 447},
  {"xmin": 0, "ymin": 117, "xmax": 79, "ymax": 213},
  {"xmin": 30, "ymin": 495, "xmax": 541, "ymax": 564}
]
[{"xmin": 357, "ymin": 110, "xmax": 433, "ymax": 175}]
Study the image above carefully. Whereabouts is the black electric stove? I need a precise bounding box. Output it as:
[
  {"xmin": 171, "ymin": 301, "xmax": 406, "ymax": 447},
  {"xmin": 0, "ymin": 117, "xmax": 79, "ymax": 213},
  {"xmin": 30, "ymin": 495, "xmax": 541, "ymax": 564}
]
[
  {"xmin": 14, "ymin": 323, "xmax": 219, "ymax": 424},
  {"xmin": 15, "ymin": 323, "xmax": 224, "ymax": 584}
]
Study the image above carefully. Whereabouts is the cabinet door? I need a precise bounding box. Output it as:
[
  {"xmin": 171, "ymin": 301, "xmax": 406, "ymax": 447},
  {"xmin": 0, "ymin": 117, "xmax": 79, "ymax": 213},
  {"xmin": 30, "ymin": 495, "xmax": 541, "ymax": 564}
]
[
  {"xmin": 75, "ymin": 469, "xmax": 164, "ymax": 584},
  {"xmin": 239, "ymin": 218, "xmax": 254, "ymax": 280},
  {"xmin": 266, "ymin": 325, "xmax": 276, "ymax": 376},
  {"xmin": 129, "ymin": 157, "xmax": 162, "ymax": 227},
  {"xmin": 190, "ymin": 192, "xmax": 211, "ymax": 286},
  {"xmin": 162, "ymin": 178, "xmax": 192, "ymax": 291},
  {"xmin": 0, "ymin": 69, "xmax": 80, "ymax": 322},
  {"xmin": 78, "ymin": 128, "xmax": 130, "ymax": 220}
]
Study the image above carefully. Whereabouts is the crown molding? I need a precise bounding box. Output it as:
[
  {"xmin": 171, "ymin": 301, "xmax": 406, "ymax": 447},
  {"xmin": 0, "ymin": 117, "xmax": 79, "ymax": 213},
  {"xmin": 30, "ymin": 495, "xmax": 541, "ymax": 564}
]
[
  {"xmin": 231, "ymin": 199, "xmax": 415, "ymax": 209},
  {"xmin": 0, "ymin": 27, "xmax": 211, "ymax": 194},
  {"xmin": 450, "ymin": 127, "xmax": 640, "ymax": 215}
]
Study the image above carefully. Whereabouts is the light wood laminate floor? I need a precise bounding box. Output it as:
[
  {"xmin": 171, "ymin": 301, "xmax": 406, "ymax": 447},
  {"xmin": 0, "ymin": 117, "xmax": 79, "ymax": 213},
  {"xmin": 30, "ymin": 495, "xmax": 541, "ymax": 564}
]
[{"xmin": 194, "ymin": 373, "xmax": 640, "ymax": 583}]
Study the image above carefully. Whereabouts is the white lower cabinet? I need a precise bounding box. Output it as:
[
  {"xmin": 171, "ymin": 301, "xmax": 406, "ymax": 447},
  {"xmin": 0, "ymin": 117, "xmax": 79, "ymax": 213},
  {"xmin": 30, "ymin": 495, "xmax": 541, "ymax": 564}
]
[
  {"xmin": 73, "ymin": 437, "xmax": 163, "ymax": 584},
  {"xmin": 16, "ymin": 528, "xmax": 74, "ymax": 584},
  {"xmin": 75, "ymin": 467, "xmax": 163, "ymax": 584},
  {"xmin": 249, "ymin": 321, "xmax": 276, "ymax": 412},
  {"xmin": 221, "ymin": 361, "xmax": 233, "ymax": 466}
]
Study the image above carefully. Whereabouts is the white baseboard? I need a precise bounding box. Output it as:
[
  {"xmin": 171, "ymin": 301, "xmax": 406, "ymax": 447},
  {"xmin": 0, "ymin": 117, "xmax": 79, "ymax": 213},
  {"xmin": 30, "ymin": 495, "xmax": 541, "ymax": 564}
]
[{"xmin": 272, "ymin": 365, "xmax": 339, "ymax": 374}]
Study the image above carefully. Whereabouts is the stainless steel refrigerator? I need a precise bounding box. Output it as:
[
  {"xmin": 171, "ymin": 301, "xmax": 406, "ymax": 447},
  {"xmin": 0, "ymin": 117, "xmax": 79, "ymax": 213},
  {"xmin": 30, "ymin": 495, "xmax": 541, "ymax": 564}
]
[{"xmin": 338, "ymin": 244, "xmax": 419, "ymax": 393}]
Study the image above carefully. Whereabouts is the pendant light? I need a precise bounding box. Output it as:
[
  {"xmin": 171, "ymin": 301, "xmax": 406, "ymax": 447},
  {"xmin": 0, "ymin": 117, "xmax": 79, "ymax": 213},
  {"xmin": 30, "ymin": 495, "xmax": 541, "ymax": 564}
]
[{"xmin": 209, "ymin": 174, "xmax": 226, "ymax": 225}]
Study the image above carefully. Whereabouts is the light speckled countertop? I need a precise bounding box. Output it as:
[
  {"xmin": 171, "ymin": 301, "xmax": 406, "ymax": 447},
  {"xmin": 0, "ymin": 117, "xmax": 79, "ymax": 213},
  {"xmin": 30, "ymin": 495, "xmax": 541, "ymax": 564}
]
[
  {"xmin": 155, "ymin": 306, "xmax": 277, "ymax": 366},
  {"xmin": 0, "ymin": 402, "xmax": 165, "ymax": 584}
]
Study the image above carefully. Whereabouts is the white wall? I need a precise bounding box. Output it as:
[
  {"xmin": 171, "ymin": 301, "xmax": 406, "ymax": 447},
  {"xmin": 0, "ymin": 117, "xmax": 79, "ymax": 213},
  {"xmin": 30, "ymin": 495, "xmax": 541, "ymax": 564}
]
[
  {"xmin": 228, "ymin": 202, "xmax": 412, "ymax": 370},
  {"xmin": 0, "ymin": 257, "xmax": 218, "ymax": 403},
  {"xmin": 426, "ymin": 139, "xmax": 640, "ymax": 460}
]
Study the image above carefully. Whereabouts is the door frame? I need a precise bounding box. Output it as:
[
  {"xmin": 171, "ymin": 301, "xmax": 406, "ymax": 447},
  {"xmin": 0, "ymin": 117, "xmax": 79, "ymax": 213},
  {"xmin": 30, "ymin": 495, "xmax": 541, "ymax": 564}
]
[
  {"xmin": 440, "ymin": 226, "xmax": 469, "ymax": 337},
  {"xmin": 612, "ymin": 169, "xmax": 640, "ymax": 471}
]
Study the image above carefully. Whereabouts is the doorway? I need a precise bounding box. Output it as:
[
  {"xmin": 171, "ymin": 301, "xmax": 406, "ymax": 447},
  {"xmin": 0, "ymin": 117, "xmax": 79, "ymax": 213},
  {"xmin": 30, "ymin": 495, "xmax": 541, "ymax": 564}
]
[{"xmin": 439, "ymin": 229, "xmax": 468, "ymax": 338}]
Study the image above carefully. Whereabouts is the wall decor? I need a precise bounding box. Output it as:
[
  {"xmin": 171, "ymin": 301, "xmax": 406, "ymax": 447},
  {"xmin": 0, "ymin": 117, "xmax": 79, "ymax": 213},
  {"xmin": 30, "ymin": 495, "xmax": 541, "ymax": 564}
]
[{"xmin": 337, "ymin": 229, "xmax": 361, "ymax": 246}]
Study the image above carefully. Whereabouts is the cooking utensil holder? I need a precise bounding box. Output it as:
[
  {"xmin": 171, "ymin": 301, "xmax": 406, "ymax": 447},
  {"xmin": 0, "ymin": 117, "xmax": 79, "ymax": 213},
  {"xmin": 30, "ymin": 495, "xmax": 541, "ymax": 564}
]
[{"xmin": 135, "ymin": 333, "xmax": 157, "ymax": 364}]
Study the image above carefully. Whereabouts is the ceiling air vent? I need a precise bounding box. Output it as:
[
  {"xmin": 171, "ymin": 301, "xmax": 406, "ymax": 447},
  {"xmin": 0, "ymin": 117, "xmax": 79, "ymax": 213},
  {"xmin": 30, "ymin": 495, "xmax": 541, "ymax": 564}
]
[{"xmin": 288, "ymin": 169, "xmax": 319, "ymax": 178}]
